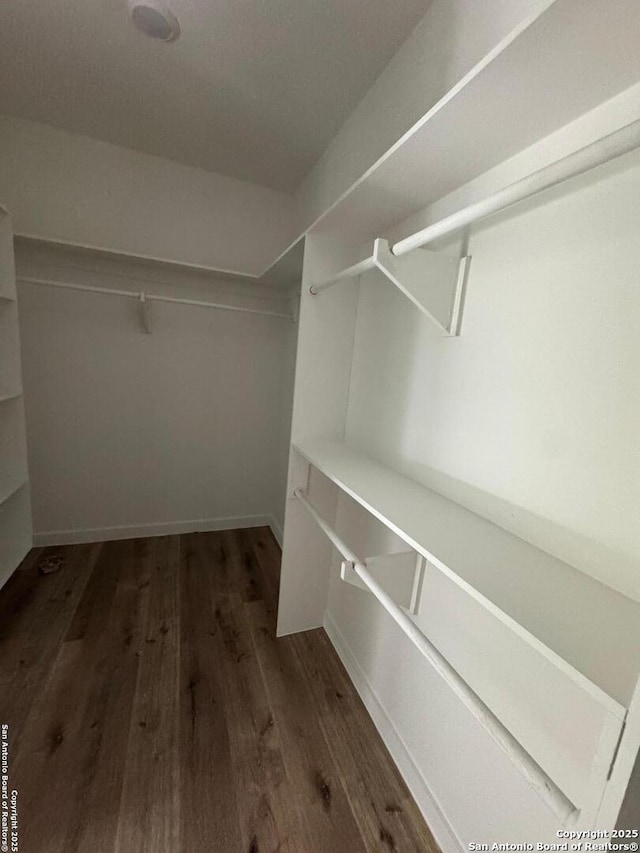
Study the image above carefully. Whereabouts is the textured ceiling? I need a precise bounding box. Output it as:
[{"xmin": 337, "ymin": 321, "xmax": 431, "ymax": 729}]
[{"xmin": 0, "ymin": 0, "xmax": 430, "ymax": 192}]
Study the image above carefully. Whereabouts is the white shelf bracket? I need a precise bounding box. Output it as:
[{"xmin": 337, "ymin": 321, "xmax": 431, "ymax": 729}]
[
  {"xmin": 341, "ymin": 550, "xmax": 426, "ymax": 614},
  {"xmin": 138, "ymin": 292, "xmax": 151, "ymax": 334},
  {"xmin": 409, "ymin": 555, "xmax": 427, "ymax": 616},
  {"xmin": 373, "ymin": 238, "xmax": 470, "ymax": 337},
  {"xmin": 289, "ymin": 293, "xmax": 299, "ymax": 325}
]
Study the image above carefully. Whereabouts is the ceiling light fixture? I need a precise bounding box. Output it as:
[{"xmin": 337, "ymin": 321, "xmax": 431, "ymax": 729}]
[{"xmin": 129, "ymin": 1, "xmax": 181, "ymax": 42}]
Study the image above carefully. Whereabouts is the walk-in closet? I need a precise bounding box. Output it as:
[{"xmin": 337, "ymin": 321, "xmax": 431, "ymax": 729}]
[{"xmin": 1, "ymin": 0, "xmax": 639, "ymax": 849}]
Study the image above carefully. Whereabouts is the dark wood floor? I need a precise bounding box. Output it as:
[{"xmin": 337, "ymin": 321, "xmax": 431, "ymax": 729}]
[{"xmin": 0, "ymin": 528, "xmax": 438, "ymax": 853}]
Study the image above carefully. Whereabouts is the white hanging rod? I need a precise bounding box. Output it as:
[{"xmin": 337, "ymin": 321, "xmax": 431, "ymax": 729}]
[
  {"xmin": 309, "ymin": 256, "xmax": 376, "ymax": 295},
  {"xmin": 293, "ymin": 487, "xmax": 578, "ymax": 825},
  {"xmin": 311, "ymin": 119, "xmax": 640, "ymax": 296},
  {"xmin": 19, "ymin": 276, "xmax": 293, "ymax": 320},
  {"xmin": 391, "ymin": 118, "xmax": 640, "ymax": 257}
]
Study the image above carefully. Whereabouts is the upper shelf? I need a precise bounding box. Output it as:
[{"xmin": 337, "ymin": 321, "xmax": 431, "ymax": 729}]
[
  {"xmin": 311, "ymin": 0, "xmax": 640, "ymax": 247},
  {"xmin": 293, "ymin": 437, "xmax": 640, "ymax": 708}
]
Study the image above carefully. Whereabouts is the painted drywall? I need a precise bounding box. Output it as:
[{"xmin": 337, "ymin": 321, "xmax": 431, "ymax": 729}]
[
  {"xmin": 295, "ymin": 0, "xmax": 554, "ymax": 231},
  {"xmin": 0, "ymin": 1, "xmax": 558, "ymax": 281},
  {"xmin": 0, "ymin": 116, "xmax": 297, "ymax": 277},
  {"xmin": 0, "ymin": 0, "xmax": 428, "ymax": 192},
  {"xmin": 15, "ymin": 242, "xmax": 297, "ymax": 543},
  {"xmin": 0, "ymin": 210, "xmax": 32, "ymax": 586},
  {"xmin": 270, "ymin": 300, "xmax": 299, "ymax": 545},
  {"xmin": 324, "ymin": 145, "xmax": 640, "ymax": 844}
]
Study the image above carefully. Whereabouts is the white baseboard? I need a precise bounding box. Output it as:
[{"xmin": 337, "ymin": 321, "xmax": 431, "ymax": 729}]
[
  {"xmin": 33, "ymin": 514, "xmax": 277, "ymax": 546},
  {"xmin": 268, "ymin": 515, "xmax": 284, "ymax": 548},
  {"xmin": 324, "ymin": 612, "xmax": 464, "ymax": 853}
]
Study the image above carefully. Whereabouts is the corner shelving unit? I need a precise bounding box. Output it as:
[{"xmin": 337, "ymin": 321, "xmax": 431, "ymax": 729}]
[
  {"xmin": 0, "ymin": 207, "xmax": 32, "ymax": 588},
  {"xmin": 276, "ymin": 0, "xmax": 640, "ymax": 838}
]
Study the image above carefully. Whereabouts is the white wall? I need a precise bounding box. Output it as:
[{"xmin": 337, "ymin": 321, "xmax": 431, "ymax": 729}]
[
  {"xmin": 15, "ymin": 242, "xmax": 297, "ymax": 543},
  {"xmin": 0, "ymin": 116, "xmax": 297, "ymax": 277},
  {"xmin": 0, "ymin": 1, "xmax": 559, "ymax": 281},
  {"xmin": 325, "ymin": 145, "xmax": 640, "ymax": 846},
  {"xmin": 271, "ymin": 307, "xmax": 298, "ymax": 545}
]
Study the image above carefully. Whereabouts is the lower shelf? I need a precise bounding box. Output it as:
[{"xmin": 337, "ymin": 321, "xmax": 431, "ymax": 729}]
[
  {"xmin": 292, "ymin": 437, "xmax": 640, "ymax": 708},
  {"xmin": 284, "ymin": 438, "xmax": 640, "ymax": 827},
  {"xmin": 0, "ymin": 482, "xmax": 32, "ymax": 589}
]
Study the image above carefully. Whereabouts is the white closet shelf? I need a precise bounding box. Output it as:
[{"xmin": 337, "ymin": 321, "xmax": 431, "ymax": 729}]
[
  {"xmin": 292, "ymin": 438, "xmax": 640, "ymax": 709},
  {"xmin": 314, "ymin": 0, "xmax": 640, "ymax": 248},
  {"xmin": 294, "ymin": 485, "xmax": 580, "ymax": 823}
]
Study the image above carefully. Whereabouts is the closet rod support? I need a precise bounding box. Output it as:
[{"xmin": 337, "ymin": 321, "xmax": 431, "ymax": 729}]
[
  {"xmin": 138, "ymin": 292, "xmax": 151, "ymax": 334},
  {"xmin": 293, "ymin": 486, "xmax": 578, "ymax": 826},
  {"xmin": 309, "ymin": 239, "xmax": 468, "ymax": 336}
]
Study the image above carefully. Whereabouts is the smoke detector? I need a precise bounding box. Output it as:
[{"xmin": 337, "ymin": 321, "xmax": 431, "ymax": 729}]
[{"xmin": 129, "ymin": 1, "xmax": 181, "ymax": 42}]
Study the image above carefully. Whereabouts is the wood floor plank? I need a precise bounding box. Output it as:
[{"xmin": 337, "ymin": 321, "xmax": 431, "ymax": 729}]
[
  {"xmin": 246, "ymin": 599, "xmax": 368, "ymax": 853},
  {"xmin": 65, "ymin": 540, "xmax": 131, "ymax": 642},
  {"xmin": 0, "ymin": 546, "xmax": 44, "ymax": 626},
  {"xmin": 11, "ymin": 638, "xmax": 90, "ymax": 853},
  {"xmin": 211, "ymin": 590, "xmax": 314, "ymax": 853},
  {"xmin": 64, "ymin": 539, "xmax": 155, "ymax": 853},
  {"xmin": 115, "ymin": 536, "xmax": 180, "ymax": 853},
  {"xmin": 179, "ymin": 532, "xmax": 244, "ymax": 852},
  {"xmin": 244, "ymin": 527, "xmax": 282, "ymax": 607},
  {"xmin": 11, "ymin": 540, "xmax": 147, "ymax": 853},
  {"xmin": 291, "ymin": 629, "xmax": 440, "ymax": 853},
  {"xmin": 224, "ymin": 528, "xmax": 271, "ymax": 607},
  {"xmin": 204, "ymin": 530, "xmax": 234, "ymax": 596},
  {"xmin": 0, "ymin": 543, "xmax": 102, "ymax": 745},
  {"xmin": 0, "ymin": 529, "xmax": 437, "ymax": 853}
]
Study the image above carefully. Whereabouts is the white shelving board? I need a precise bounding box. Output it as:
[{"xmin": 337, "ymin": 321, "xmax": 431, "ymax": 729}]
[
  {"xmin": 0, "ymin": 301, "xmax": 22, "ymax": 398},
  {"xmin": 0, "ymin": 207, "xmax": 32, "ymax": 587},
  {"xmin": 0, "ymin": 396, "xmax": 29, "ymax": 505},
  {"xmin": 0, "ymin": 485, "xmax": 31, "ymax": 588},
  {"xmin": 0, "ymin": 208, "xmax": 16, "ymax": 300},
  {"xmin": 293, "ymin": 438, "xmax": 640, "ymax": 709},
  {"xmin": 313, "ymin": 0, "xmax": 640, "ymax": 247}
]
